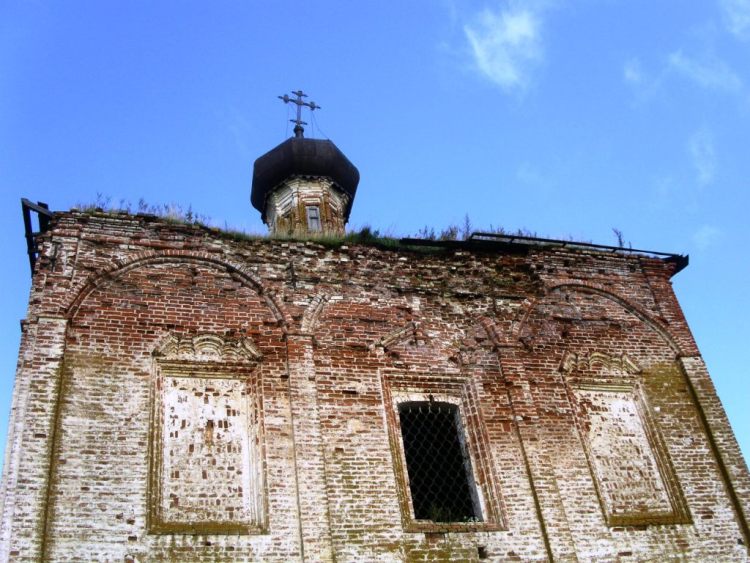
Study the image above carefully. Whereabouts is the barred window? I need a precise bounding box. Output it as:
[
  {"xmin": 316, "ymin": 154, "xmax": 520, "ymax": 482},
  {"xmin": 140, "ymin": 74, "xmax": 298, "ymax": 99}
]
[{"xmin": 398, "ymin": 401, "xmax": 481, "ymax": 522}]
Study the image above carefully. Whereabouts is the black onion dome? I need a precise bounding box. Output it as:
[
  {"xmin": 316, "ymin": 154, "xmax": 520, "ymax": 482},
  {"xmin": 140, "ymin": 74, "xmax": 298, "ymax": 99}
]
[{"xmin": 251, "ymin": 137, "xmax": 360, "ymax": 222}]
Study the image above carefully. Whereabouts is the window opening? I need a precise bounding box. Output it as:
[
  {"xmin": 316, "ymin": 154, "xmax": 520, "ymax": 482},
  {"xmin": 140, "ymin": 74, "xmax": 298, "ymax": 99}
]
[
  {"xmin": 306, "ymin": 205, "xmax": 321, "ymax": 231},
  {"xmin": 398, "ymin": 401, "xmax": 481, "ymax": 522}
]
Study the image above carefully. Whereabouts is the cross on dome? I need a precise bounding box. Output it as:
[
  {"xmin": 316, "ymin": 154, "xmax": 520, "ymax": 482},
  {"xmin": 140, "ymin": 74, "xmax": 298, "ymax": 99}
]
[{"xmin": 278, "ymin": 90, "xmax": 321, "ymax": 138}]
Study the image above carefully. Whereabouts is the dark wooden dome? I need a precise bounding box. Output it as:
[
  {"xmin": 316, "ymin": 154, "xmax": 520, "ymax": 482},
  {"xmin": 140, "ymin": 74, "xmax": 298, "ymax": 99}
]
[{"xmin": 251, "ymin": 137, "xmax": 359, "ymax": 222}]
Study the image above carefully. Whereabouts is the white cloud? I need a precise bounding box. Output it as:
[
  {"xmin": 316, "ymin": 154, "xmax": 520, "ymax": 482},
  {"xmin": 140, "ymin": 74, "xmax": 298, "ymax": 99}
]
[
  {"xmin": 623, "ymin": 58, "xmax": 643, "ymax": 85},
  {"xmin": 688, "ymin": 129, "xmax": 716, "ymax": 187},
  {"xmin": 622, "ymin": 58, "xmax": 666, "ymax": 103},
  {"xmin": 668, "ymin": 50, "xmax": 742, "ymax": 92},
  {"xmin": 720, "ymin": 0, "xmax": 750, "ymax": 39},
  {"xmin": 692, "ymin": 225, "xmax": 721, "ymax": 250},
  {"xmin": 464, "ymin": 6, "xmax": 543, "ymax": 91}
]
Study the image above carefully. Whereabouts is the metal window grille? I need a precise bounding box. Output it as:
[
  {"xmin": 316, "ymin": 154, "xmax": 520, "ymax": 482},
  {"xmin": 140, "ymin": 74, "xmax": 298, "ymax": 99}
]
[
  {"xmin": 398, "ymin": 401, "xmax": 481, "ymax": 522},
  {"xmin": 306, "ymin": 205, "xmax": 321, "ymax": 231}
]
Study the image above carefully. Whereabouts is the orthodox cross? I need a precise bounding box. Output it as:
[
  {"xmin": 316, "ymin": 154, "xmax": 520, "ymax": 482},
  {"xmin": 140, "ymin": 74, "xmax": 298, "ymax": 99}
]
[{"xmin": 278, "ymin": 90, "xmax": 320, "ymax": 138}]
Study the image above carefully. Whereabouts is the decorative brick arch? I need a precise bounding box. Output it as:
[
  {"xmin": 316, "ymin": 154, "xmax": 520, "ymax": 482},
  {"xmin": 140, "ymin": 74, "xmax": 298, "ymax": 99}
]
[
  {"xmin": 367, "ymin": 321, "xmax": 423, "ymax": 351},
  {"xmin": 300, "ymin": 294, "xmax": 329, "ymax": 334},
  {"xmin": 509, "ymin": 281, "xmax": 683, "ymax": 354},
  {"xmin": 62, "ymin": 250, "xmax": 289, "ymax": 327}
]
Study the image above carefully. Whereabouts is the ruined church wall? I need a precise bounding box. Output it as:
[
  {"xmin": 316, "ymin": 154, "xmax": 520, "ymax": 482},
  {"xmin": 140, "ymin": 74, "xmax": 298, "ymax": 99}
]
[{"xmin": 1, "ymin": 210, "xmax": 749, "ymax": 561}]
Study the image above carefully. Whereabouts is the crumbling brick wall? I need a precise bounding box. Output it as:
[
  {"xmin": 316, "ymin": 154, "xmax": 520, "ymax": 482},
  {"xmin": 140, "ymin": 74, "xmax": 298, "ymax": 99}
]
[{"xmin": 1, "ymin": 210, "xmax": 749, "ymax": 561}]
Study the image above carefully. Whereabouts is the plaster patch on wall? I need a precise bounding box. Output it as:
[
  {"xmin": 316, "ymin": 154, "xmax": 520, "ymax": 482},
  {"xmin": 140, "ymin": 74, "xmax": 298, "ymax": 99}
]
[
  {"xmin": 158, "ymin": 376, "xmax": 256, "ymax": 528},
  {"xmin": 149, "ymin": 334, "xmax": 265, "ymax": 534},
  {"xmin": 571, "ymin": 383, "xmax": 690, "ymax": 526}
]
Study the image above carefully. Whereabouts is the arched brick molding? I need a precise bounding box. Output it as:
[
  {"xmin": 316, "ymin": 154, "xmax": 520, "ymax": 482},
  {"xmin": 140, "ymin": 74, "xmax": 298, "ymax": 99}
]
[
  {"xmin": 61, "ymin": 250, "xmax": 289, "ymax": 327},
  {"xmin": 511, "ymin": 282, "xmax": 683, "ymax": 355}
]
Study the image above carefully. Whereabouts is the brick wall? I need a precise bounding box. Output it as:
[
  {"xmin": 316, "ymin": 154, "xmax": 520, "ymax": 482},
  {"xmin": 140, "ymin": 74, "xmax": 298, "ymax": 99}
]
[{"xmin": 1, "ymin": 210, "xmax": 749, "ymax": 561}]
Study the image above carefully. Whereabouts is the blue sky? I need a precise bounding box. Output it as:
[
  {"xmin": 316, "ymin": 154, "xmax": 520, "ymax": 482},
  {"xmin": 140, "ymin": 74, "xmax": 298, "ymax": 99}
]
[{"xmin": 1, "ymin": 1, "xmax": 749, "ymax": 468}]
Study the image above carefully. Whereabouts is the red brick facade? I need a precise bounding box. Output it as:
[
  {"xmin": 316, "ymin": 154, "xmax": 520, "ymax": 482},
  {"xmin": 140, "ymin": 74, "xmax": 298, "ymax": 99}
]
[{"xmin": 1, "ymin": 210, "xmax": 749, "ymax": 561}]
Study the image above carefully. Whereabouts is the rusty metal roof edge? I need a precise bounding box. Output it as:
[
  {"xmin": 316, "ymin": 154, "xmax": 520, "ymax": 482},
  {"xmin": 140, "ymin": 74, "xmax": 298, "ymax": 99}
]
[{"xmin": 398, "ymin": 232, "xmax": 689, "ymax": 275}]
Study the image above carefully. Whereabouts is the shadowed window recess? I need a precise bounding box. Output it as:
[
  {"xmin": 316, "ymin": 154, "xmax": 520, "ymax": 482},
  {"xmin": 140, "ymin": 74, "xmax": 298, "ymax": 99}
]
[{"xmin": 397, "ymin": 401, "xmax": 482, "ymax": 522}]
